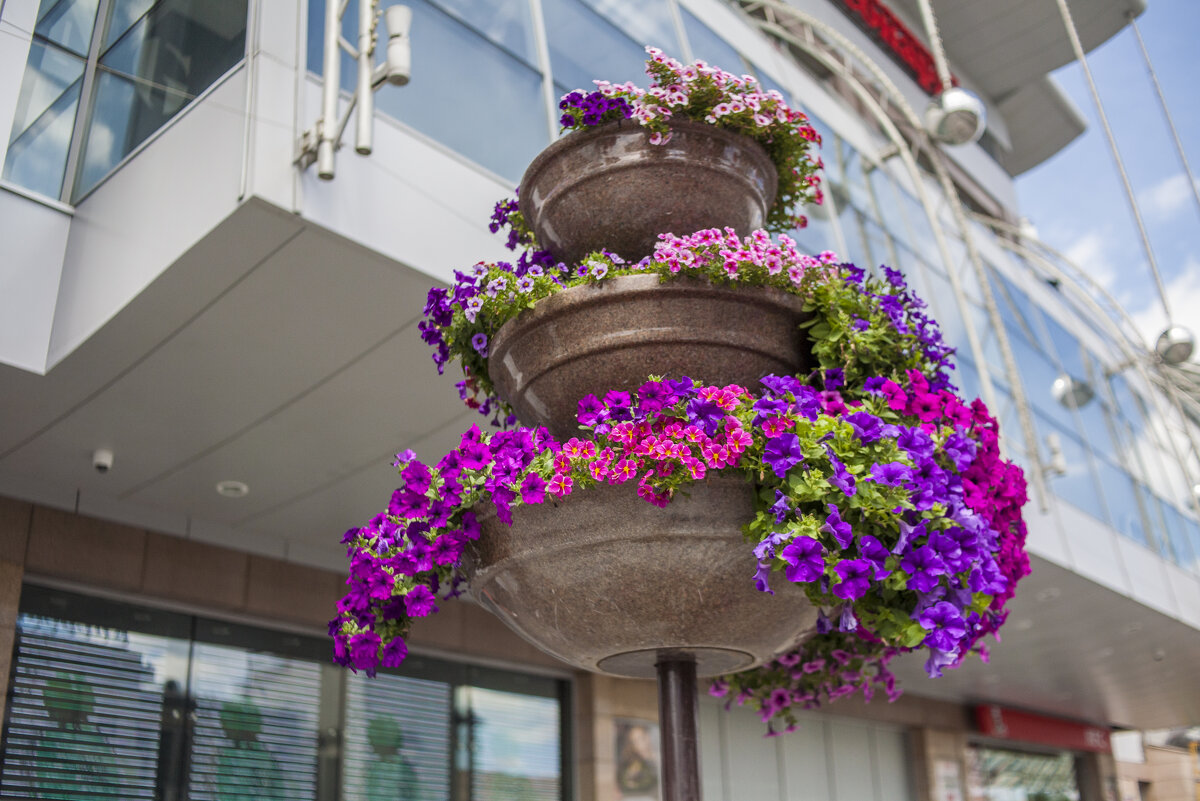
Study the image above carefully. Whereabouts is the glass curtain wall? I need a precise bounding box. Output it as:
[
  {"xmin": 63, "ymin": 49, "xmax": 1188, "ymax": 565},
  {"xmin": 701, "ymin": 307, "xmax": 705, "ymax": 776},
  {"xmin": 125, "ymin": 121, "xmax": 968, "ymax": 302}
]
[
  {"xmin": 309, "ymin": 0, "xmax": 1200, "ymax": 574},
  {"xmin": 3, "ymin": 0, "xmax": 248, "ymax": 203},
  {"xmin": 0, "ymin": 585, "xmax": 570, "ymax": 801}
]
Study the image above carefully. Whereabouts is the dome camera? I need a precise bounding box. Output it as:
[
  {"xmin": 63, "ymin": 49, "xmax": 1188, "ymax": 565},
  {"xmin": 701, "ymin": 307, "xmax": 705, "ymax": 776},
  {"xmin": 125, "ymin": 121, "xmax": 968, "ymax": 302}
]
[{"xmin": 92, "ymin": 448, "xmax": 114, "ymax": 474}]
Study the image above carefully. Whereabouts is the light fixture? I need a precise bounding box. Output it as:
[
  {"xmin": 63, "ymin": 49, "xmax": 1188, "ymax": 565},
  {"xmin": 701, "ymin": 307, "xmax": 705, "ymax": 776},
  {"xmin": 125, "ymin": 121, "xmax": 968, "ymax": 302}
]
[
  {"xmin": 1051, "ymin": 373, "xmax": 1094, "ymax": 409},
  {"xmin": 924, "ymin": 87, "xmax": 986, "ymax": 146},
  {"xmin": 1035, "ymin": 587, "xmax": 1061, "ymax": 602},
  {"xmin": 1155, "ymin": 325, "xmax": 1195, "ymax": 365},
  {"xmin": 216, "ymin": 480, "xmax": 250, "ymax": 498}
]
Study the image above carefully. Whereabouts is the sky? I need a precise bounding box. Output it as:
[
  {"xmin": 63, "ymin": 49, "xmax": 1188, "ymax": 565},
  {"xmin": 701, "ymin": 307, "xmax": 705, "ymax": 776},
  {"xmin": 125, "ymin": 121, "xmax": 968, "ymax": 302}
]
[{"xmin": 1014, "ymin": 1, "xmax": 1200, "ymax": 355}]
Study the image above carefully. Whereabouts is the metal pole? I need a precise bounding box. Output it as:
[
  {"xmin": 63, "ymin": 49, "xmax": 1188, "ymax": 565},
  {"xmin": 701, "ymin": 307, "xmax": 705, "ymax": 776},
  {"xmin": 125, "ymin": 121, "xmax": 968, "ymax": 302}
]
[
  {"xmin": 914, "ymin": 0, "xmax": 953, "ymax": 93},
  {"xmin": 656, "ymin": 653, "xmax": 701, "ymax": 801},
  {"xmin": 355, "ymin": 0, "xmax": 375, "ymax": 155},
  {"xmin": 318, "ymin": 0, "xmax": 341, "ymax": 179},
  {"xmin": 1052, "ymin": 0, "xmax": 1172, "ymax": 325},
  {"xmin": 1129, "ymin": 15, "xmax": 1200, "ymax": 224}
]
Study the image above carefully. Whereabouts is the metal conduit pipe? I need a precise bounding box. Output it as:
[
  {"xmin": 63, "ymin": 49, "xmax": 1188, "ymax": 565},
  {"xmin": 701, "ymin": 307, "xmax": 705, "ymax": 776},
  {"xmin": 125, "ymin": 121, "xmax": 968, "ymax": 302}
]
[{"xmin": 736, "ymin": 0, "xmax": 1049, "ymax": 509}]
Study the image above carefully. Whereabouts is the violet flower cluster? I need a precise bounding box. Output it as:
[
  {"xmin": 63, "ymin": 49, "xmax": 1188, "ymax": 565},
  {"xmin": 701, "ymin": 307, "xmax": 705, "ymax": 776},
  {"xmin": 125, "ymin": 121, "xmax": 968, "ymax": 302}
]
[
  {"xmin": 419, "ymin": 225, "xmax": 950, "ymax": 428},
  {"xmin": 331, "ymin": 362, "xmax": 1029, "ymax": 729},
  {"xmin": 557, "ymin": 47, "xmax": 824, "ymax": 230}
]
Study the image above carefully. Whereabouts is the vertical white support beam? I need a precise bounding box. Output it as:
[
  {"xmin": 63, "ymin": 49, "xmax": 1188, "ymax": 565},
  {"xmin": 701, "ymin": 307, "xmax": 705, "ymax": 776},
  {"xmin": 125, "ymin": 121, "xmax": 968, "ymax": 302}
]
[
  {"xmin": 317, "ymin": 0, "xmax": 341, "ymax": 179},
  {"xmin": 355, "ymin": 0, "xmax": 374, "ymax": 155}
]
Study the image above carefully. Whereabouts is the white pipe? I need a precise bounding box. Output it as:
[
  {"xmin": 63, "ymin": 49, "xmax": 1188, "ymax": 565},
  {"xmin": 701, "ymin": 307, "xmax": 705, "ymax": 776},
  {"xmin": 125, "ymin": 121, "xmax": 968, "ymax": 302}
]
[
  {"xmin": 318, "ymin": 0, "xmax": 341, "ymax": 179},
  {"xmin": 356, "ymin": 0, "xmax": 375, "ymax": 155}
]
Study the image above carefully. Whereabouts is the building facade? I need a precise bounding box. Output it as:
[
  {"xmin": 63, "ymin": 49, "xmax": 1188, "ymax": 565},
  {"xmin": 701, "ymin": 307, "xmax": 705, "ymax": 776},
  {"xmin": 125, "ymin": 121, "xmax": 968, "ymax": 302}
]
[{"xmin": 0, "ymin": 0, "xmax": 1198, "ymax": 799}]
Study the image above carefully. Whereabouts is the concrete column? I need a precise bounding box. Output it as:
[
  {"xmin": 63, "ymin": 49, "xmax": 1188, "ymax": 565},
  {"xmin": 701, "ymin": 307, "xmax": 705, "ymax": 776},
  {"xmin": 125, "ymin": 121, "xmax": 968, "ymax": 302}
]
[
  {"xmin": 0, "ymin": 497, "xmax": 32, "ymax": 724},
  {"xmin": 1076, "ymin": 749, "xmax": 1119, "ymax": 801},
  {"xmin": 910, "ymin": 727, "xmax": 970, "ymax": 801}
]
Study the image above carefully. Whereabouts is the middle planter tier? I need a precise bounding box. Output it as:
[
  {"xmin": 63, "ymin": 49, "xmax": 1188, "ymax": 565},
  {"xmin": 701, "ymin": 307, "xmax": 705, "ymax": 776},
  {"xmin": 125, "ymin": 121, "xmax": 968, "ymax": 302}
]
[
  {"xmin": 469, "ymin": 474, "xmax": 818, "ymax": 679},
  {"xmin": 488, "ymin": 274, "xmax": 813, "ymax": 438}
]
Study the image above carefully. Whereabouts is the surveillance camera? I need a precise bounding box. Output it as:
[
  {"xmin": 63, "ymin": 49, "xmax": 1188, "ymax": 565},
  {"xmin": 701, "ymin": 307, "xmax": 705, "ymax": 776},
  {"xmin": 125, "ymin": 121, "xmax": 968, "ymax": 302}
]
[{"xmin": 93, "ymin": 449, "xmax": 114, "ymax": 474}]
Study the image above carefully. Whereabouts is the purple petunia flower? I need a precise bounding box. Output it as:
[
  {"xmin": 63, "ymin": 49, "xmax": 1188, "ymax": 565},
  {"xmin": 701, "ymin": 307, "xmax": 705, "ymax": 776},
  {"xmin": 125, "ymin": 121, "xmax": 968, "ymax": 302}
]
[
  {"xmin": 381, "ymin": 638, "xmax": 408, "ymax": 668},
  {"xmin": 349, "ymin": 631, "xmax": 381, "ymax": 676},
  {"xmin": 577, "ymin": 394, "xmax": 605, "ymax": 427},
  {"xmin": 520, "ymin": 473, "xmax": 547, "ymax": 504},
  {"xmin": 763, "ymin": 433, "xmax": 804, "ymax": 478},
  {"xmin": 781, "ymin": 536, "xmax": 824, "ymax": 583},
  {"xmin": 832, "ymin": 559, "xmax": 872, "ymax": 601},
  {"xmin": 820, "ymin": 503, "xmax": 853, "ymax": 549},
  {"xmin": 918, "ymin": 601, "xmax": 968, "ymax": 652},
  {"xmin": 869, "ymin": 461, "xmax": 912, "ymax": 487},
  {"xmin": 900, "ymin": 545, "xmax": 947, "ymax": 593},
  {"xmin": 753, "ymin": 561, "xmax": 774, "ymax": 594},
  {"xmin": 827, "ymin": 453, "xmax": 857, "ymax": 496},
  {"xmin": 404, "ymin": 584, "xmax": 439, "ymax": 618},
  {"xmin": 471, "ymin": 333, "xmax": 488, "ymax": 357},
  {"xmin": 686, "ymin": 397, "xmax": 725, "ymax": 437},
  {"xmin": 760, "ymin": 374, "xmax": 803, "ymax": 396},
  {"xmin": 858, "ymin": 534, "xmax": 892, "ymax": 579},
  {"xmin": 824, "ymin": 368, "xmax": 844, "ymax": 390},
  {"xmin": 839, "ymin": 605, "xmax": 857, "ymax": 632},
  {"xmin": 844, "ymin": 411, "xmax": 884, "ymax": 443},
  {"xmin": 769, "ymin": 489, "xmax": 791, "ymax": 524},
  {"xmin": 923, "ymin": 648, "xmax": 958, "ymax": 678}
]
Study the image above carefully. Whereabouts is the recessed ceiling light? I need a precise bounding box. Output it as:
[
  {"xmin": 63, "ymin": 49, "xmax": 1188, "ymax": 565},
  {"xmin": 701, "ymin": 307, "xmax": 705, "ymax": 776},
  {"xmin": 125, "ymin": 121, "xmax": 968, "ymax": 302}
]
[
  {"xmin": 216, "ymin": 480, "xmax": 250, "ymax": 498},
  {"xmin": 1012, "ymin": 618, "xmax": 1034, "ymax": 631},
  {"xmin": 1035, "ymin": 587, "xmax": 1061, "ymax": 602}
]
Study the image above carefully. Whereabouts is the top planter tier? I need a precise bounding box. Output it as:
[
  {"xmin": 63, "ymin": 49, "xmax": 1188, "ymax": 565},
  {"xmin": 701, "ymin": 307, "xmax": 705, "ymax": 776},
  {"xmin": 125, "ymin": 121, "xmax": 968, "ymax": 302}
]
[{"xmin": 519, "ymin": 119, "xmax": 778, "ymax": 266}]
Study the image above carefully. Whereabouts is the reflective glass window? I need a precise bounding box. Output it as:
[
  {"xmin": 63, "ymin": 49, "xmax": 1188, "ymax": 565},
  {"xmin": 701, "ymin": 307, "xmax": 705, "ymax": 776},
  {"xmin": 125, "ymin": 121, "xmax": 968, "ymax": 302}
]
[
  {"xmin": 1039, "ymin": 413, "xmax": 1107, "ymax": 524},
  {"xmin": 1, "ymin": 585, "xmax": 572, "ymax": 800},
  {"xmin": 542, "ymin": 0, "xmax": 650, "ymax": 93},
  {"xmin": 867, "ymin": 164, "xmax": 913, "ymax": 251},
  {"xmin": 306, "ymin": 0, "xmax": 547, "ymax": 183},
  {"xmin": 35, "ymin": 0, "xmax": 100, "ymax": 56},
  {"xmin": 74, "ymin": 0, "xmax": 249, "ymax": 198},
  {"xmin": 916, "ymin": 262, "xmax": 970, "ymax": 364},
  {"xmin": 579, "ymin": 0, "xmax": 680, "ymax": 59},
  {"xmin": 680, "ymin": 8, "xmax": 746, "ymax": 73},
  {"xmin": 1159, "ymin": 499, "xmax": 1199, "ymax": 572},
  {"xmin": 3, "ymin": 41, "xmax": 85, "ymax": 197},
  {"xmin": 966, "ymin": 746, "xmax": 1079, "ymax": 801},
  {"xmin": 792, "ymin": 210, "xmax": 836, "ymax": 255},
  {"xmin": 1093, "ymin": 458, "xmax": 1149, "ymax": 547},
  {"xmin": 343, "ymin": 671, "xmax": 453, "ymax": 799},
  {"xmin": 4, "ymin": 0, "xmax": 248, "ymax": 202}
]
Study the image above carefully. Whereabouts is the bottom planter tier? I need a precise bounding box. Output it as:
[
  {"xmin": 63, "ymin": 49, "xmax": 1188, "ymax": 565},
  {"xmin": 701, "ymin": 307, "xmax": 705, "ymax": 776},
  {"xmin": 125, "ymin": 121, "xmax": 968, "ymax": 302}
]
[{"xmin": 468, "ymin": 474, "xmax": 817, "ymax": 678}]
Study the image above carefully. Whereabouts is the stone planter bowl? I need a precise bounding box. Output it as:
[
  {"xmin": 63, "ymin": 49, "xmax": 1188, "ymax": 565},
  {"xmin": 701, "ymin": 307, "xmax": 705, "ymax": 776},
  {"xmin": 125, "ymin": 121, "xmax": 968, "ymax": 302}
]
[
  {"xmin": 519, "ymin": 119, "xmax": 778, "ymax": 265},
  {"xmin": 468, "ymin": 475, "xmax": 818, "ymax": 678},
  {"xmin": 487, "ymin": 274, "xmax": 812, "ymax": 439}
]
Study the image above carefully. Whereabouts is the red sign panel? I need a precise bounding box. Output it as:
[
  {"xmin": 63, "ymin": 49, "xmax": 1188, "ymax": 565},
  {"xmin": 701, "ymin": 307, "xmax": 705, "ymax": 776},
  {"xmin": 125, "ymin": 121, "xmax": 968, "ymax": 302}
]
[
  {"xmin": 974, "ymin": 705, "xmax": 1111, "ymax": 753},
  {"xmin": 833, "ymin": 0, "xmax": 957, "ymax": 95}
]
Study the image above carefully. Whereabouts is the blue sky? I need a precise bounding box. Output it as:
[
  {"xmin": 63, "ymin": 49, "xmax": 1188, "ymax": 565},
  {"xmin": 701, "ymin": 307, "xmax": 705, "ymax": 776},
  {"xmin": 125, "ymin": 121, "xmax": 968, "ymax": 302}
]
[{"xmin": 1014, "ymin": 2, "xmax": 1200, "ymax": 352}]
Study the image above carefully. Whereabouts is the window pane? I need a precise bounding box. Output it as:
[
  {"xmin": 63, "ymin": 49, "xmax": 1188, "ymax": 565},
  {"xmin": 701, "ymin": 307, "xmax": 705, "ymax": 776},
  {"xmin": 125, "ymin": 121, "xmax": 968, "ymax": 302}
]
[
  {"xmin": 1041, "ymin": 413, "xmax": 1107, "ymax": 524},
  {"xmin": 680, "ymin": 8, "xmax": 745, "ymax": 72},
  {"xmin": 376, "ymin": 1, "xmax": 549, "ymax": 183},
  {"xmin": 543, "ymin": 0, "xmax": 647, "ymax": 93},
  {"xmin": 425, "ymin": 0, "xmax": 539, "ymax": 65},
  {"xmin": 1094, "ymin": 458, "xmax": 1149, "ymax": 547},
  {"xmin": 71, "ymin": 0, "xmax": 247, "ymax": 197},
  {"xmin": 462, "ymin": 686, "xmax": 562, "ymax": 801},
  {"xmin": 580, "ymin": 0, "xmax": 680, "ymax": 60},
  {"xmin": 0, "ymin": 614, "xmax": 184, "ymax": 800},
  {"xmin": 3, "ymin": 42, "xmax": 84, "ymax": 198},
  {"xmin": 35, "ymin": 0, "xmax": 100, "ymax": 56},
  {"xmin": 8, "ymin": 39, "xmax": 85, "ymax": 140},
  {"xmin": 186, "ymin": 643, "xmax": 322, "ymax": 801},
  {"xmin": 343, "ymin": 672, "xmax": 453, "ymax": 800},
  {"xmin": 102, "ymin": 0, "xmax": 156, "ymax": 50}
]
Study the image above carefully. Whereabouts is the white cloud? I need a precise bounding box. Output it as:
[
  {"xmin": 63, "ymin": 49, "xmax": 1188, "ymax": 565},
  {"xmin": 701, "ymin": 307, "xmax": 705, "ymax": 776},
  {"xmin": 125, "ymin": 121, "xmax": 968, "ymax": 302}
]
[
  {"xmin": 1062, "ymin": 230, "xmax": 1119, "ymax": 292},
  {"xmin": 1138, "ymin": 173, "xmax": 1200, "ymax": 223}
]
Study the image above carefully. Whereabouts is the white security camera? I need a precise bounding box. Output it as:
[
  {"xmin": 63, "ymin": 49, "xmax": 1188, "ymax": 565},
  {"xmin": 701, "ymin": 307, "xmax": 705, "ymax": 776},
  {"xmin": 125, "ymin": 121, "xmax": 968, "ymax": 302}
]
[{"xmin": 93, "ymin": 448, "xmax": 114, "ymax": 474}]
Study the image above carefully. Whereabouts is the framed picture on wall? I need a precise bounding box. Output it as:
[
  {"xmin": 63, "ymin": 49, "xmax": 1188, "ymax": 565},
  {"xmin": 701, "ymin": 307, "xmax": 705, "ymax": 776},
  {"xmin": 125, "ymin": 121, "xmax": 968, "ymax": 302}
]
[{"xmin": 614, "ymin": 718, "xmax": 660, "ymax": 801}]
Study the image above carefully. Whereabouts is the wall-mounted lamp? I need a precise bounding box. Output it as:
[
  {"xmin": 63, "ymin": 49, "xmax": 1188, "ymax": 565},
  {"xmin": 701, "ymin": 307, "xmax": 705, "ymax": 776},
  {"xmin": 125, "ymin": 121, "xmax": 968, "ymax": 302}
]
[
  {"xmin": 1155, "ymin": 325, "xmax": 1195, "ymax": 366},
  {"xmin": 1051, "ymin": 373, "xmax": 1095, "ymax": 409},
  {"xmin": 924, "ymin": 87, "xmax": 986, "ymax": 146}
]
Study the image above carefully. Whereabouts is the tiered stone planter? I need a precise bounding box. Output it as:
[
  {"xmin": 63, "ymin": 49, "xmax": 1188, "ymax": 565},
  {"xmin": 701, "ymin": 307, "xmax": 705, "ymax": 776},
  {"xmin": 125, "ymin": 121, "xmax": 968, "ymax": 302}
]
[{"xmin": 467, "ymin": 120, "xmax": 813, "ymax": 801}]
